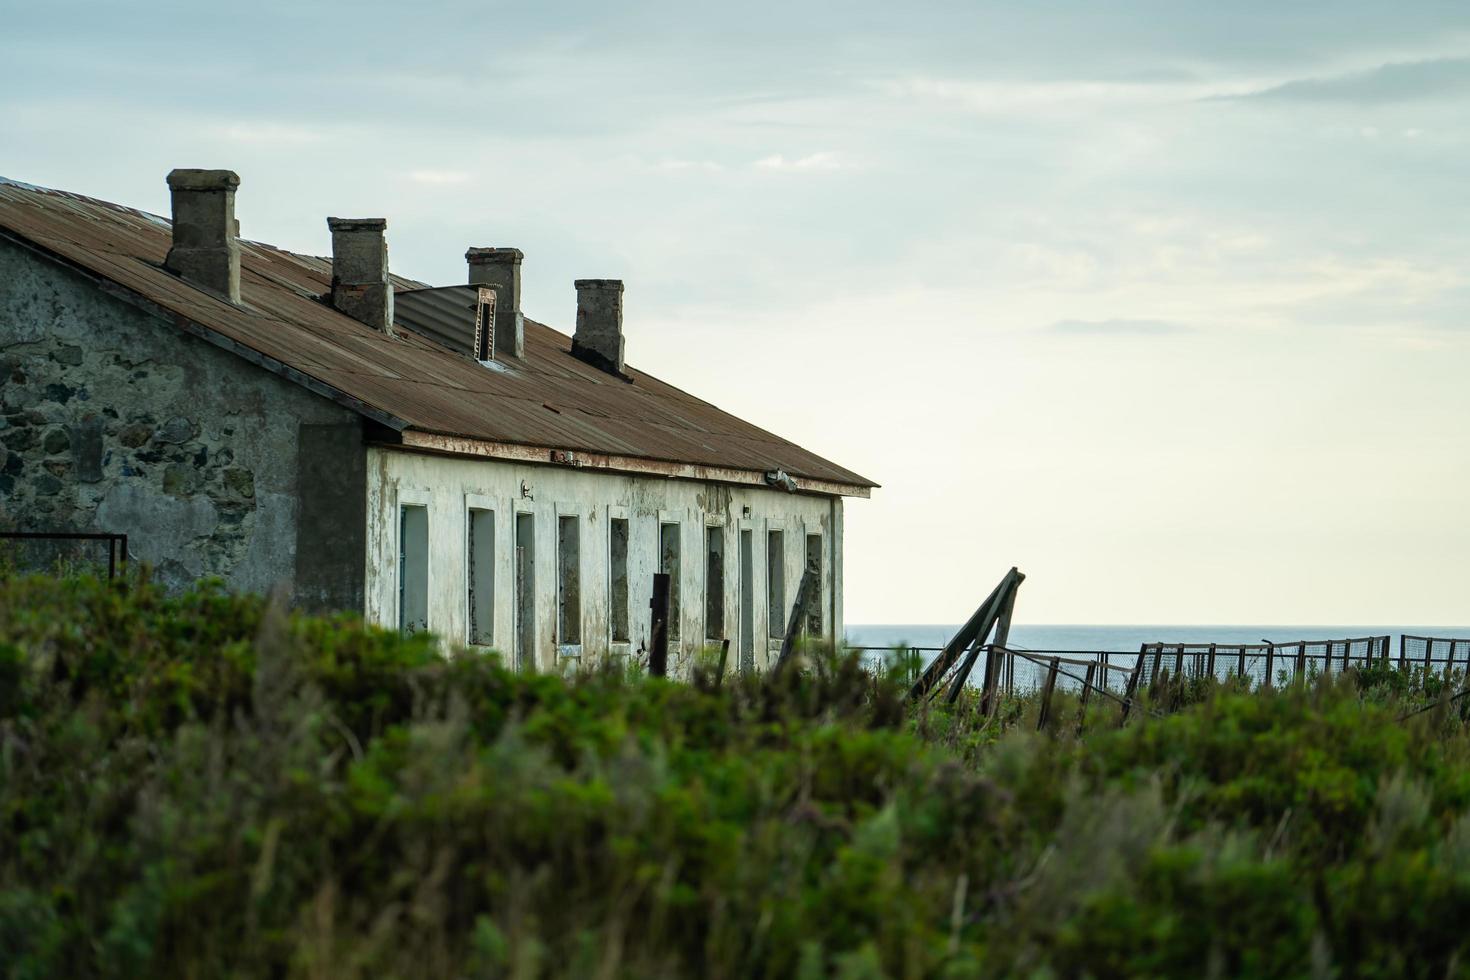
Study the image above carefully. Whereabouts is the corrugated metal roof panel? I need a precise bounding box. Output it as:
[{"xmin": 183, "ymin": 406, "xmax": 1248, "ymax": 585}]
[{"xmin": 0, "ymin": 179, "xmax": 876, "ymax": 491}]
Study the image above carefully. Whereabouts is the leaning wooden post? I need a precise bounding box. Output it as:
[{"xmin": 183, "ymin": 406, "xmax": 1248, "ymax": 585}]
[
  {"xmin": 1036, "ymin": 658, "xmax": 1060, "ymax": 732},
  {"xmin": 1077, "ymin": 661, "xmax": 1097, "ymax": 735},
  {"xmin": 715, "ymin": 638, "xmax": 731, "ymax": 686},
  {"xmin": 1295, "ymin": 641, "xmax": 1307, "ymax": 684},
  {"xmin": 1399, "ymin": 634, "xmax": 1408, "ymax": 670},
  {"xmin": 979, "ymin": 644, "xmax": 1002, "ymax": 718},
  {"xmin": 772, "ymin": 567, "xmax": 816, "ymax": 676},
  {"xmin": 1120, "ymin": 654, "xmax": 1144, "ymax": 726},
  {"xmin": 1263, "ymin": 642, "xmax": 1275, "ymax": 689},
  {"xmin": 649, "ymin": 572, "xmax": 671, "ymax": 678}
]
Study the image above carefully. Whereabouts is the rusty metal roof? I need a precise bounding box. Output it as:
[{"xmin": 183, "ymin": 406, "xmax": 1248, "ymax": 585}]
[{"xmin": 0, "ymin": 178, "xmax": 875, "ymax": 494}]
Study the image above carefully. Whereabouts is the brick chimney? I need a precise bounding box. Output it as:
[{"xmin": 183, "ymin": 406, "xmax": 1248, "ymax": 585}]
[
  {"xmin": 164, "ymin": 169, "xmax": 241, "ymax": 303},
  {"xmin": 327, "ymin": 217, "xmax": 393, "ymax": 334},
  {"xmin": 572, "ymin": 279, "xmax": 625, "ymax": 375},
  {"xmin": 466, "ymin": 247, "xmax": 524, "ymax": 358}
]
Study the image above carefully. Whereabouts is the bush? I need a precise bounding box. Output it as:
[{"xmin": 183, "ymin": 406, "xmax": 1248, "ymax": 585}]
[{"xmin": 6, "ymin": 573, "xmax": 1470, "ymax": 977}]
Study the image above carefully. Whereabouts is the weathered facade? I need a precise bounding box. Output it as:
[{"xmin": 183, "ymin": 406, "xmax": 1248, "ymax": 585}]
[{"xmin": 0, "ymin": 171, "xmax": 874, "ymax": 671}]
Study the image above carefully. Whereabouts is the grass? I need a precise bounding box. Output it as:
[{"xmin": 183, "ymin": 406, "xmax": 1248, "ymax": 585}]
[{"xmin": 5, "ymin": 572, "xmax": 1470, "ymax": 977}]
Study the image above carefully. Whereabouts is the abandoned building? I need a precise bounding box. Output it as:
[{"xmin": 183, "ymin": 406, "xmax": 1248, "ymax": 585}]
[{"xmin": 0, "ymin": 170, "xmax": 875, "ymax": 670}]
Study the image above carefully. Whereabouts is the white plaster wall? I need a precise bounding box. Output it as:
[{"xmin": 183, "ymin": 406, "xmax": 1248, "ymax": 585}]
[{"xmin": 364, "ymin": 446, "xmax": 844, "ymax": 673}]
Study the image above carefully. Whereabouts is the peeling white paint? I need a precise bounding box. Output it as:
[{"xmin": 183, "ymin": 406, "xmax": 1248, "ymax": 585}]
[{"xmin": 364, "ymin": 447, "xmax": 843, "ymax": 673}]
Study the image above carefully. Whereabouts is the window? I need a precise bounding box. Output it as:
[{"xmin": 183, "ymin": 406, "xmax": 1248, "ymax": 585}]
[
  {"xmin": 739, "ymin": 529, "xmax": 754, "ymax": 671},
  {"xmin": 660, "ymin": 522, "xmax": 681, "ymax": 641},
  {"xmin": 399, "ymin": 504, "xmax": 429, "ymax": 635},
  {"xmin": 557, "ymin": 515, "xmax": 581, "ymax": 646},
  {"xmin": 767, "ymin": 529, "xmax": 785, "ymax": 639},
  {"xmin": 805, "ymin": 533, "xmax": 824, "ymax": 636},
  {"xmin": 514, "ymin": 513, "xmax": 535, "ymax": 669},
  {"xmin": 705, "ymin": 525, "xmax": 725, "ymax": 641},
  {"xmin": 467, "ymin": 508, "xmax": 494, "ymax": 645},
  {"xmin": 609, "ymin": 517, "xmax": 630, "ymax": 643}
]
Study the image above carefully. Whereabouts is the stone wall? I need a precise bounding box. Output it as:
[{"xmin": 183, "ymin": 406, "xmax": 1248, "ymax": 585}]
[{"xmin": 0, "ymin": 236, "xmax": 367, "ymax": 609}]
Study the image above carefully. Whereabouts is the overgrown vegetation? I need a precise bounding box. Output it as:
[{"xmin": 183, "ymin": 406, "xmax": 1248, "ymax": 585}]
[{"xmin": 5, "ymin": 573, "xmax": 1470, "ymax": 977}]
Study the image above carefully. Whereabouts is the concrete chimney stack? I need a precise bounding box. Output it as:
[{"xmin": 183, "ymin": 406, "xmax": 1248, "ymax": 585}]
[
  {"xmin": 327, "ymin": 217, "xmax": 394, "ymax": 334},
  {"xmin": 572, "ymin": 279, "xmax": 625, "ymax": 375},
  {"xmin": 466, "ymin": 247, "xmax": 524, "ymax": 358},
  {"xmin": 164, "ymin": 169, "xmax": 241, "ymax": 303}
]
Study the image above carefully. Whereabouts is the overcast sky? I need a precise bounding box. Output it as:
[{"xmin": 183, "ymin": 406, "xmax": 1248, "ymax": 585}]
[{"xmin": 7, "ymin": 1, "xmax": 1470, "ymax": 625}]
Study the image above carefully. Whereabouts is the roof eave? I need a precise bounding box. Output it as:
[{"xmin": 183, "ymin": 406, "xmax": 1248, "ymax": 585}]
[{"xmin": 389, "ymin": 430, "xmax": 874, "ymax": 498}]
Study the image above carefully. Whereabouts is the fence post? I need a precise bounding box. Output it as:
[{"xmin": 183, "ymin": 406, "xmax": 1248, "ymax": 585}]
[
  {"xmin": 1264, "ymin": 643, "xmax": 1275, "ymax": 689},
  {"xmin": 649, "ymin": 572, "xmax": 670, "ymax": 678},
  {"xmin": 1121, "ymin": 652, "xmax": 1144, "ymax": 725},
  {"xmin": 1036, "ymin": 658, "xmax": 1059, "ymax": 732},
  {"xmin": 715, "ymin": 637, "xmax": 730, "ymax": 686},
  {"xmin": 1077, "ymin": 662, "xmax": 1097, "ymax": 735},
  {"xmin": 1296, "ymin": 642, "xmax": 1307, "ymax": 684},
  {"xmin": 1236, "ymin": 645, "xmax": 1246, "ymax": 681},
  {"xmin": 1207, "ymin": 643, "xmax": 1217, "ymax": 681},
  {"xmin": 979, "ymin": 645, "xmax": 1001, "ymax": 718},
  {"xmin": 773, "ymin": 567, "xmax": 817, "ymax": 676},
  {"xmin": 1400, "ymin": 635, "xmax": 1408, "ymax": 670}
]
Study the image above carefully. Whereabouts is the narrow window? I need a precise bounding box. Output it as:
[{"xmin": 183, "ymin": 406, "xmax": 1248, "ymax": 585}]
[
  {"xmin": 705, "ymin": 525, "xmax": 725, "ymax": 641},
  {"xmin": 514, "ymin": 513, "xmax": 535, "ymax": 669},
  {"xmin": 558, "ymin": 515, "xmax": 581, "ymax": 646},
  {"xmin": 805, "ymin": 533, "xmax": 824, "ymax": 636},
  {"xmin": 609, "ymin": 517, "xmax": 630, "ymax": 643},
  {"xmin": 467, "ymin": 508, "xmax": 495, "ymax": 645},
  {"xmin": 399, "ymin": 504, "xmax": 429, "ymax": 635},
  {"xmin": 739, "ymin": 529, "xmax": 754, "ymax": 671},
  {"xmin": 767, "ymin": 529, "xmax": 785, "ymax": 639},
  {"xmin": 660, "ymin": 522, "xmax": 681, "ymax": 641}
]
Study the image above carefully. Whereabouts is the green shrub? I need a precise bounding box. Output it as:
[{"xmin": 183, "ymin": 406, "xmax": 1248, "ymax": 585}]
[{"xmin": 6, "ymin": 573, "xmax": 1470, "ymax": 976}]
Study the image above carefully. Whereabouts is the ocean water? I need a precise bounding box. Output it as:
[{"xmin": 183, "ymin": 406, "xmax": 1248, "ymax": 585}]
[
  {"xmin": 845, "ymin": 624, "xmax": 1470, "ymax": 653},
  {"xmin": 845, "ymin": 624, "xmax": 1470, "ymax": 692}
]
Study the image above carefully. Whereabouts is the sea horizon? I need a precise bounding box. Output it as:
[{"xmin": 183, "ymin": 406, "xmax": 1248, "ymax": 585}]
[{"xmin": 845, "ymin": 623, "xmax": 1470, "ymax": 653}]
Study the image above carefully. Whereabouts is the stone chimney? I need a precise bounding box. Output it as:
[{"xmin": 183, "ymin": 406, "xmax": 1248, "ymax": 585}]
[
  {"xmin": 164, "ymin": 169, "xmax": 241, "ymax": 303},
  {"xmin": 466, "ymin": 247, "xmax": 524, "ymax": 358},
  {"xmin": 327, "ymin": 217, "xmax": 393, "ymax": 334},
  {"xmin": 572, "ymin": 279, "xmax": 625, "ymax": 375}
]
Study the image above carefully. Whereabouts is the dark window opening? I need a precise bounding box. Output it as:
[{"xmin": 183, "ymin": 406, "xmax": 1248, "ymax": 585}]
[
  {"xmin": 705, "ymin": 525, "xmax": 725, "ymax": 641},
  {"xmin": 660, "ymin": 522, "xmax": 681, "ymax": 641},
  {"xmin": 558, "ymin": 515, "xmax": 581, "ymax": 646},
  {"xmin": 467, "ymin": 508, "xmax": 494, "ymax": 645},
  {"xmin": 805, "ymin": 533, "xmax": 823, "ymax": 636},
  {"xmin": 767, "ymin": 530, "xmax": 785, "ymax": 639},
  {"xmin": 610, "ymin": 518, "xmax": 630, "ymax": 643}
]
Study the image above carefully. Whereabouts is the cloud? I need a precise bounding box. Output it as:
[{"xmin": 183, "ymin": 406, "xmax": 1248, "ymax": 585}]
[
  {"xmin": 210, "ymin": 122, "xmax": 325, "ymax": 145},
  {"xmin": 753, "ymin": 151, "xmax": 849, "ymax": 173},
  {"xmin": 1221, "ymin": 57, "xmax": 1470, "ymax": 104},
  {"xmin": 407, "ymin": 169, "xmax": 472, "ymax": 185},
  {"xmin": 1047, "ymin": 318, "xmax": 1189, "ymax": 336},
  {"xmin": 655, "ymin": 159, "xmax": 725, "ymax": 173}
]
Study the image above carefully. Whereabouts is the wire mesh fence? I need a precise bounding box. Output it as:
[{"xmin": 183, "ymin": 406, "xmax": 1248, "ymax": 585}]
[
  {"xmin": 1399, "ymin": 636, "xmax": 1470, "ymax": 681},
  {"xmin": 854, "ymin": 635, "xmax": 1399, "ymax": 695}
]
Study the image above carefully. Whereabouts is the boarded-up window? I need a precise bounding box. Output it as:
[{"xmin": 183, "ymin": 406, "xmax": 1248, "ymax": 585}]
[
  {"xmin": 558, "ymin": 515, "xmax": 581, "ymax": 646},
  {"xmin": 609, "ymin": 517, "xmax": 630, "ymax": 643},
  {"xmin": 805, "ymin": 533, "xmax": 823, "ymax": 636},
  {"xmin": 399, "ymin": 504, "xmax": 428, "ymax": 635},
  {"xmin": 740, "ymin": 529, "xmax": 754, "ymax": 671},
  {"xmin": 660, "ymin": 522, "xmax": 681, "ymax": 641},
  {"xmin": 515, "ymin": 513, "xmax": 535, "ymax": 669},
  {"xmin": 467, "ymin": 508, "xmax": 494, "ymax": 645},
  {"xmin": 767, "ymin": 530, "xmax": 785, "ymax": 639},
  {"xmin": 705, "ymin": 525, "xmax": 725, "ymax": 641}
]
